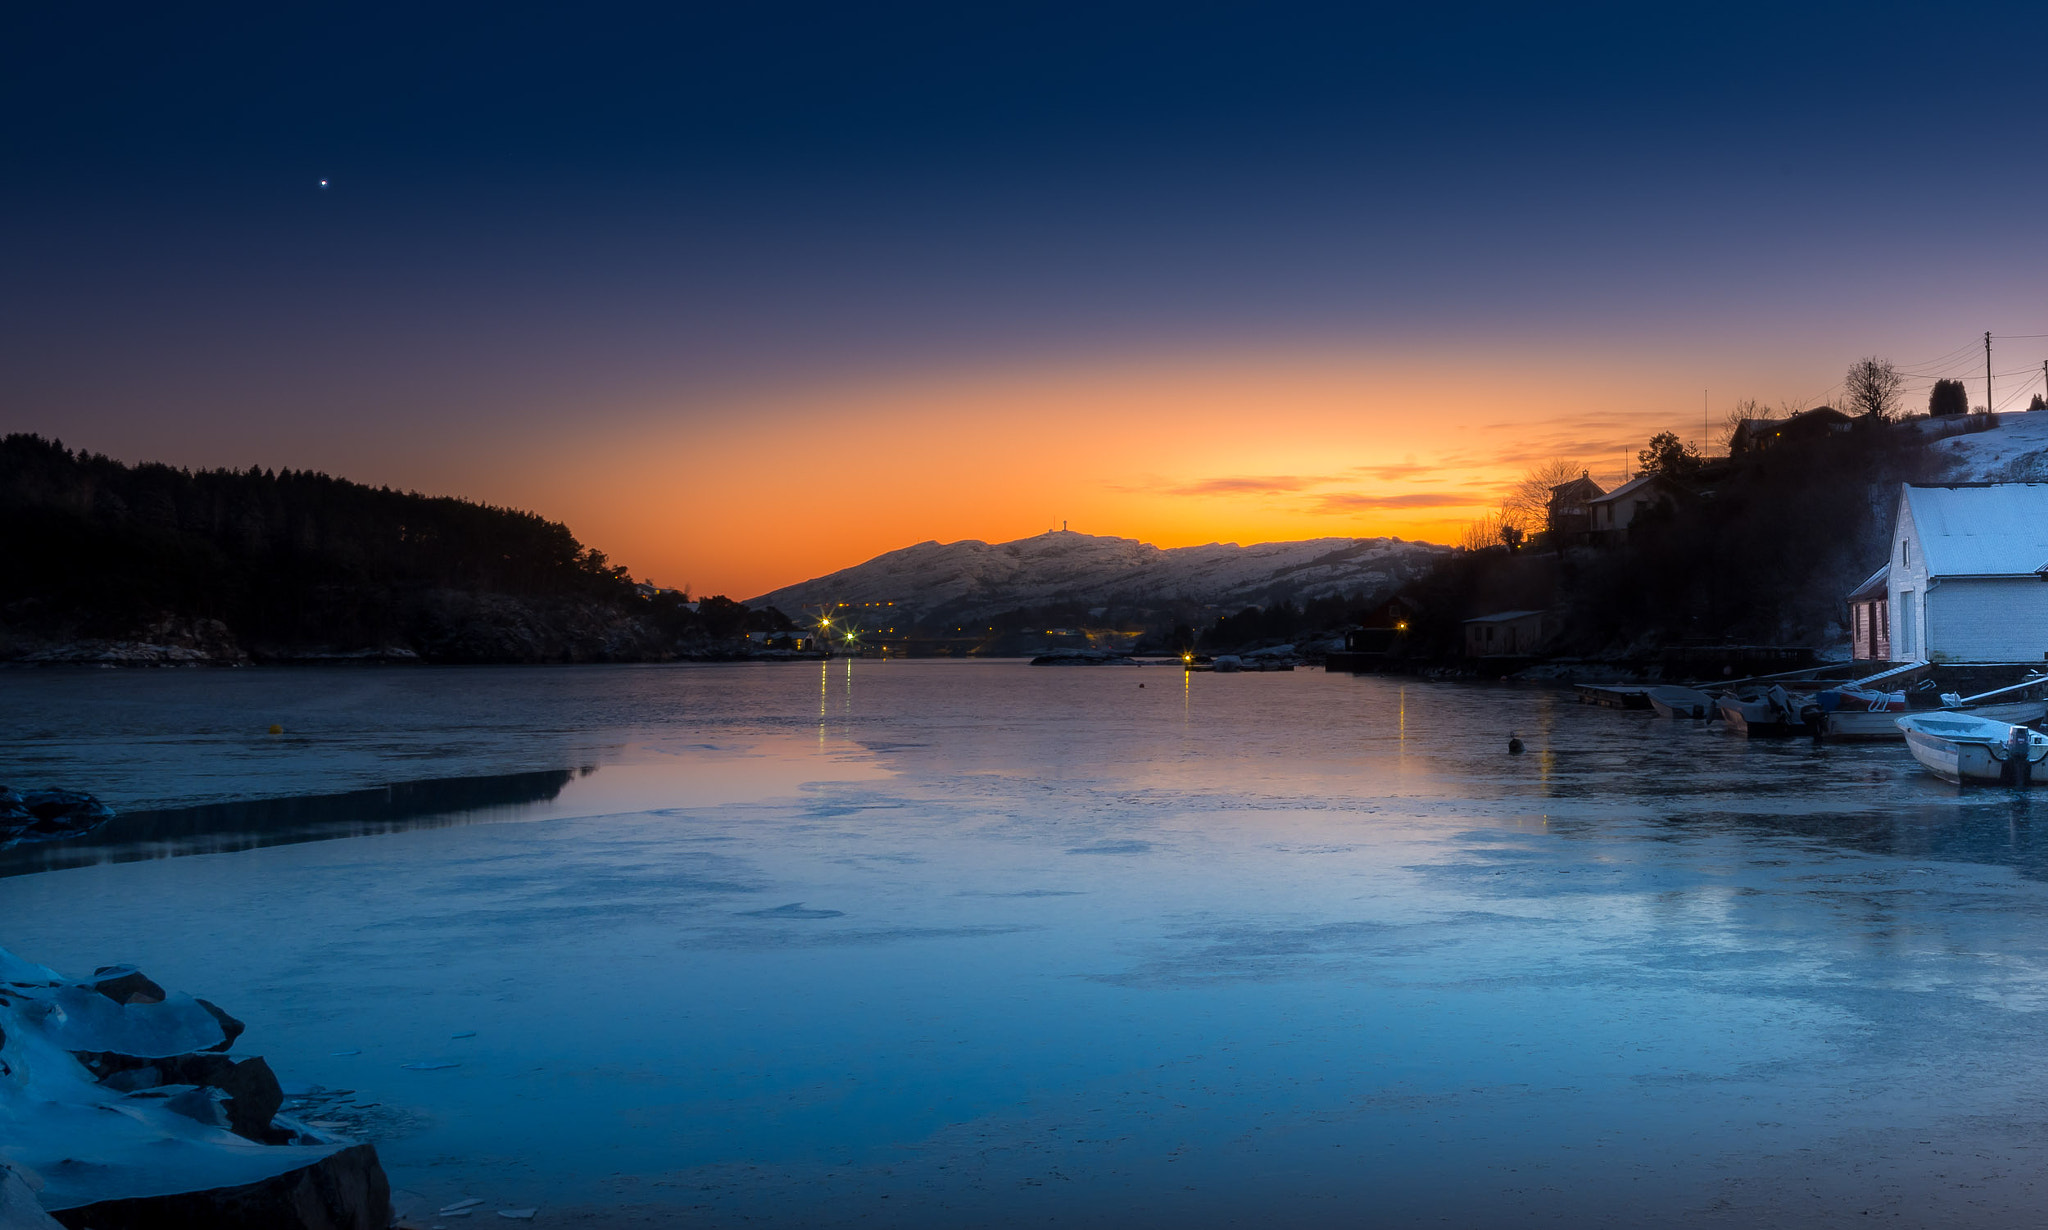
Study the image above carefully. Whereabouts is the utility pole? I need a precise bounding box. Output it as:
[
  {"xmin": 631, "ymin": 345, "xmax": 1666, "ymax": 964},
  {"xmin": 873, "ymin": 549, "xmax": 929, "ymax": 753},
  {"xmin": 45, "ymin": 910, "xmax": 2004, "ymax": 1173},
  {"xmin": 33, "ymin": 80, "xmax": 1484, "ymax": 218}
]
[
  {"xmin": 2041, "ymin": 358, "xmax": 2046, "ymax": 407},
  {"xmin": 1986, "ymin": 331, "xmax": 1994, "ymax": 413},
  {"xmin": 1703, "ymin": 389, "xmax": 1708, "ymax": 453}
]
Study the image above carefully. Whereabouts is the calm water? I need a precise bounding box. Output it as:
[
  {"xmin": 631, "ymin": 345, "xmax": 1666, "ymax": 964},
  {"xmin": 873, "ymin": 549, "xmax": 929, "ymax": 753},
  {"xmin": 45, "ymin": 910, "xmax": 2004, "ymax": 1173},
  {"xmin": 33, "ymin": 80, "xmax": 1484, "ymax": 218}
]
[{"xmin": 7, "ymin": 662, "xmax": 2048, "ymax": 1227}]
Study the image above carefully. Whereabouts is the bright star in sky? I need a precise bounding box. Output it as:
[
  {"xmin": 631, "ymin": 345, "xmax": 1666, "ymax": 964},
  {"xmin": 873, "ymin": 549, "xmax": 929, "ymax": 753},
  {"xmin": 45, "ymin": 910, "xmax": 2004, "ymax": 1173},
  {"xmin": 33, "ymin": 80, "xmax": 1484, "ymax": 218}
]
[{"xmin": 317, "ymin": 178, "xmax": 329, "ymax": 189}]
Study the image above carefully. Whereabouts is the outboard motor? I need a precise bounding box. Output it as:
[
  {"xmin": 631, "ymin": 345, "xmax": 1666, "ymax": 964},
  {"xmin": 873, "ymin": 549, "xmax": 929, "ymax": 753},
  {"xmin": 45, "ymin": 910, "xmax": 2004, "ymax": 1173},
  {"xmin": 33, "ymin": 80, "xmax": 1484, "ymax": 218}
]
[{"xmin": 2003, "ymin": 725, "xmax": 2033, "ymax": 789}]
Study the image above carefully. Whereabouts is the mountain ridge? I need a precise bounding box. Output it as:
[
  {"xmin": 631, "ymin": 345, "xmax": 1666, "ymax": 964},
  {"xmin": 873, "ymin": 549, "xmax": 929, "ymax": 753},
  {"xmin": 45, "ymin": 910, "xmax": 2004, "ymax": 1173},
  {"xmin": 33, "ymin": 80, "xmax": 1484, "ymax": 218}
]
[{"xmin": 748, "ymin": 530, "xmax": 1449, "ymax": 627}]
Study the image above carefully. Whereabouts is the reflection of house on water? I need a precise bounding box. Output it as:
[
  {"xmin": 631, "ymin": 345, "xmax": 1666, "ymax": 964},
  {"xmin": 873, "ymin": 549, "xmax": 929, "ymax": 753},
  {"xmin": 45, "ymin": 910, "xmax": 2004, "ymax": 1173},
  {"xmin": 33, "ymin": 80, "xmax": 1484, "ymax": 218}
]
[{"xmin": 0, "ymin": 769, "xmax": 584, "ymax": 878}]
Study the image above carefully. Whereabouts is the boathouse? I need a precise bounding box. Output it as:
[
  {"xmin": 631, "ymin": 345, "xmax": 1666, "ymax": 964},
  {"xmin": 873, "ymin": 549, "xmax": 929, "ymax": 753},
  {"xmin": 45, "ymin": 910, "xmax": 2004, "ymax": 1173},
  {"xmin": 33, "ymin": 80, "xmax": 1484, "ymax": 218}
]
[
  {"xmin": 1847, "ymin": 565, "xmax": 1890, "ymax": 661},
  {"xmin": 1886, "ymin": 483, "xmax": 2048, "ymax": 662},
  {"xmin": 1463, "ymin": 610, "xmax": 1550, "ymax": 657}
]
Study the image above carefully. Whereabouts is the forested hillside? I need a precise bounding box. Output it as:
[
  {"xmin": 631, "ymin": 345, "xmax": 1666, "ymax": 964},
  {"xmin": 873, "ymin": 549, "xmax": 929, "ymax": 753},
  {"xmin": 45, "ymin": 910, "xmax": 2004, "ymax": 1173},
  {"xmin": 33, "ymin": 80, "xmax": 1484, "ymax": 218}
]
[{"xmin": 0, "ymin": 435, "xmax": 786, "ymax": 662}]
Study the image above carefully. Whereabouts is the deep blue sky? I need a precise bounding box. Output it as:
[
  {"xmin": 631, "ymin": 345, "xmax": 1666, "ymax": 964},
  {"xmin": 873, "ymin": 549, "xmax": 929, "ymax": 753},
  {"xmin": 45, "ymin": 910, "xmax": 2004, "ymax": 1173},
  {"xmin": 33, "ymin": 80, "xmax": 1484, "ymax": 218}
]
[{"xmin": 8, "ymin": 2, "xmax": 2048, "ymax": 589}]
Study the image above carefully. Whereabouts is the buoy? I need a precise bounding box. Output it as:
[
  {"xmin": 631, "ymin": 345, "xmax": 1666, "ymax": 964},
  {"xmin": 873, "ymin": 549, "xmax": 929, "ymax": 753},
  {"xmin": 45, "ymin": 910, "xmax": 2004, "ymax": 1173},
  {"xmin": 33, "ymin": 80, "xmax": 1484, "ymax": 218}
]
[
  {"xmin": 268, "ymin": 724, "xmax": 283, "ymax": 736},
  {"xmin": 1507, "ymin": 737, "xmax": 1524, "ymax": 755}
]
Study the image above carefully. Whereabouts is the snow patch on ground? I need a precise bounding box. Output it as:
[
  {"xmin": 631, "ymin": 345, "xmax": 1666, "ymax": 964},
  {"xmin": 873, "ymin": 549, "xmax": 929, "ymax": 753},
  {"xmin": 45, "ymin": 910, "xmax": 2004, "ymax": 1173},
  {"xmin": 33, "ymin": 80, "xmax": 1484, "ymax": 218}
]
[{"xmin": 1932, "ymin": 412, "xmax": 2048, "ymax": 482}]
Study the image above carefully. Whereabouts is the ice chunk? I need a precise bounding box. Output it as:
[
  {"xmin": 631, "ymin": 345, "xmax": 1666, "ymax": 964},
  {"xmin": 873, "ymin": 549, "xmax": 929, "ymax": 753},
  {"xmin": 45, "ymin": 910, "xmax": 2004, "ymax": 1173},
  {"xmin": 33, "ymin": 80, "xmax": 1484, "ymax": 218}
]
[
  {"xmin": 498, "ymin": 1210, "xmax": 537, "ymax": 1220},
  {"xmin": 441, "ymin": 1197, "xmax": 484, "ymax": 1212},
  {"xmin": 25, "ymin": 985, "xmax": 232, "ymax": 1057},
  {"xmin": 1, "ymin": 1162, "xmax": 62, "ymax": 1230}
]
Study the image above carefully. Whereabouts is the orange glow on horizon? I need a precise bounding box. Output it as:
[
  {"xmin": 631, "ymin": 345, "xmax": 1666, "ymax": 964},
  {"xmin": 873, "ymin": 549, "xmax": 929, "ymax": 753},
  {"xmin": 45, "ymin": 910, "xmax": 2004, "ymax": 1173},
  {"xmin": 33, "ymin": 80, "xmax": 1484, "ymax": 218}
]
[{"xmin": 406, "ymin": 347, "xmax": 1791, "ymax": 599}]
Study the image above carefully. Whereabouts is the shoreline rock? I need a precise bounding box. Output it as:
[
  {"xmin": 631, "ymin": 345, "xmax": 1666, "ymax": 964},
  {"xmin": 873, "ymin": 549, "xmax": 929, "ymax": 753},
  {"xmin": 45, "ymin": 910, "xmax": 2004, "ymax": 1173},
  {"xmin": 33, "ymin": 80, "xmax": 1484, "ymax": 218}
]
[
  {"xmin": 0, "ymin": 948, "xmax": 392, "ymax": 1230},
  {"xmin": 0, "ymin": 788, "xmax": 114, "ymax": 846}
]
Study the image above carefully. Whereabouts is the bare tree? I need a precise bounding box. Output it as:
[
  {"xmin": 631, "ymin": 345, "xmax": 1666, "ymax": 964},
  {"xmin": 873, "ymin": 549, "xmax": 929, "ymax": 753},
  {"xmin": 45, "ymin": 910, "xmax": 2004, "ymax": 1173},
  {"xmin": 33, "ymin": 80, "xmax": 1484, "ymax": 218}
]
[
  {"xmin": 1842, "ymin": 357, "xmax": 1903, "ymax": 421},
  {"xmin": 1501, "ymin": 458, "xmax": 1584, "ymax": 539},
  {"xmin": 1458, "ymin": 512, "xmax": 1500, "ymax": 552}
]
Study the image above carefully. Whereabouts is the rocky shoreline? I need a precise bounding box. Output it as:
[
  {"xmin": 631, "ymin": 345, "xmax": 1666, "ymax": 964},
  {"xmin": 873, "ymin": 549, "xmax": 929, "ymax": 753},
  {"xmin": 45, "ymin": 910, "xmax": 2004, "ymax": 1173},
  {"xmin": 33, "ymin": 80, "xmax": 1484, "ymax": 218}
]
[
  {"xmin": 1, "ymin": 611, "xmax": 827, "ymax": 668},
  {"xmin": 0, "ymin": 948, "xmax": 391, "ymax": 1230}
]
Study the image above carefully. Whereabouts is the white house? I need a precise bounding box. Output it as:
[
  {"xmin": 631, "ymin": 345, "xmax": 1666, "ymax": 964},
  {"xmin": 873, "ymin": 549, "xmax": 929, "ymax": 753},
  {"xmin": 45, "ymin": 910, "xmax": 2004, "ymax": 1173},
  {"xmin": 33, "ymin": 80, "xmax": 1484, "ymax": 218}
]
[{"xmin": 1887, "ymin": 483, "xmax": 2048, "ymax": 662}]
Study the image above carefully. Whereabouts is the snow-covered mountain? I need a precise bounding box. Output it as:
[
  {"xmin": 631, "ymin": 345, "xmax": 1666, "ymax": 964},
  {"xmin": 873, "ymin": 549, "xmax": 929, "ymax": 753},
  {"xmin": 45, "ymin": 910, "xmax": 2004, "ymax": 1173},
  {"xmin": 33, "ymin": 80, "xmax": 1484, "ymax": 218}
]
[{"xmin": 747, "ymin": 531, "xmax": 1448, "ymax": 625}]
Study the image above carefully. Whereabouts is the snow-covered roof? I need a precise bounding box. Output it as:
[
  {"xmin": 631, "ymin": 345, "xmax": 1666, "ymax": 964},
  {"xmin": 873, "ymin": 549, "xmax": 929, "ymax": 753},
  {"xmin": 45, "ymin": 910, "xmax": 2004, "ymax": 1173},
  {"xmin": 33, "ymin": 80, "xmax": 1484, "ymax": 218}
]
[
  {"xmin": 1462, "ymin": 610, "xmax": 1545, "ymax": 624},
  {"xmin": 1902, "ymin": 484, "xmax": 2048, "ymax": 577},
  {"xmin": 1587, "ymin": 473, "xmax": 1680, "ymax": 505}
]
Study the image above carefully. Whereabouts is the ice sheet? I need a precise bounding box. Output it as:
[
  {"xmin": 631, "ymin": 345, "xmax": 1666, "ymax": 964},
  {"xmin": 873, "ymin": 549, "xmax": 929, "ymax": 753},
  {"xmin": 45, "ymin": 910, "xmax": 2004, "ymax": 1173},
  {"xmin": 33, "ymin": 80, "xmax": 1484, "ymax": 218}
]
[{"xmin": 7, "ymin": 662, "xmax": 2048, "ymax": 1226}]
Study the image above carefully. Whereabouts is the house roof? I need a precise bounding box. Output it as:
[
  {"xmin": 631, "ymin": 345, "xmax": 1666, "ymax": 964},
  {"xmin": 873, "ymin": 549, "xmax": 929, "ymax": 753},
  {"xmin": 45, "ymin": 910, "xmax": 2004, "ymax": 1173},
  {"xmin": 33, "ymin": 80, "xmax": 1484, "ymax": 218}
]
[
  {"xmin": 1848, "ymin": 564, "xmax": 1889, "ymax": 601},
  {"xmin": 1902, "ymin": 484, "xmax": 2048, "ymax": 577},
  {"xmin": 1462, "ymin": 610, "xmax": 1545, "ymax": 625},
  {"xmin": 1586, "ymin": 473, "xmax": 1680, "ymax": 505},
  {"xmin": 1547, "ymin": 475, "xmax": 1606, "ymax": 500}
]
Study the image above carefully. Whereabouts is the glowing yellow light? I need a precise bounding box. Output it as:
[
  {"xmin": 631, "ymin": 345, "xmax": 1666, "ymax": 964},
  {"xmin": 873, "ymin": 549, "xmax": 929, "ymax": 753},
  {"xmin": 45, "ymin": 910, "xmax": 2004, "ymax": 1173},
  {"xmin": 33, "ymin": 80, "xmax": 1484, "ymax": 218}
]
[{"xmin": 1396, "ymin": 621, "xmax": 1407, "ymax": 630}]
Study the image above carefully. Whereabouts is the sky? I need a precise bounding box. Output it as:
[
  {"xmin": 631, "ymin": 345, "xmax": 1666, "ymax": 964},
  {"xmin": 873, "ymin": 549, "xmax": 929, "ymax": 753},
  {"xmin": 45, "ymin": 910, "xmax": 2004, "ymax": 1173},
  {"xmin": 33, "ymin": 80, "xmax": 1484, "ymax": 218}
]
[{"xmin": 8, "ymin": 2, "xmax": 2048, "ymax": 597}]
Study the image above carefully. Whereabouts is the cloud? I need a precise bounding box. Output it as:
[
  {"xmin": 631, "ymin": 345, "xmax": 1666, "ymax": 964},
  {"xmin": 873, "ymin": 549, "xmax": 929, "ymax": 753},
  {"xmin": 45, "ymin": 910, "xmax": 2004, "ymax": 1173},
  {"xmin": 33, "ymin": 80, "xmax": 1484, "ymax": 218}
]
[
  {"xmin": 1342, "ymin": 462, "xmax": 1434, "ymax": 481},
  {"xmin": 1313, "ymin": 491, "xmax": 1489, "ymax": 511},
  {"xmin": 1162, "ymin": 475, "xmax": 1317, "ymax": 496}
]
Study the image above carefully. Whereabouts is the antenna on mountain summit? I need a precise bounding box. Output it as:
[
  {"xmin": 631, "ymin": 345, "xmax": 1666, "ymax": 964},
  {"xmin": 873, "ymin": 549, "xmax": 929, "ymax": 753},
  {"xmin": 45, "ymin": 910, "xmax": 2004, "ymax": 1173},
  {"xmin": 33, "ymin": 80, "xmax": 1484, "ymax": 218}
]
[{"xmin": 1062, "ymin": 520, "xmax": 1067, "ymax": 532}]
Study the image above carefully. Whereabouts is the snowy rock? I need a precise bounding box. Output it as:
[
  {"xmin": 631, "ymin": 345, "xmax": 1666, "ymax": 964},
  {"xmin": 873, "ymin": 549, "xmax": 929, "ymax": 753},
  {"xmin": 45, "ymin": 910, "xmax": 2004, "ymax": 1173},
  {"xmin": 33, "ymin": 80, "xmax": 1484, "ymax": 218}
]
[
  {"xmin": 46, "ymin": 1144, "xmax": 389, "ymax": 1230},
  {"xmin": 0, "ymin": 789, "xmax": 113, "ymax": 847},
  {"xmin": 0, "ymin": 947, "xmax": 390, "ymax": 1229},
  {"xmin": 83, "ymin": 967, "xmax": 166, "ymax": 1006}
]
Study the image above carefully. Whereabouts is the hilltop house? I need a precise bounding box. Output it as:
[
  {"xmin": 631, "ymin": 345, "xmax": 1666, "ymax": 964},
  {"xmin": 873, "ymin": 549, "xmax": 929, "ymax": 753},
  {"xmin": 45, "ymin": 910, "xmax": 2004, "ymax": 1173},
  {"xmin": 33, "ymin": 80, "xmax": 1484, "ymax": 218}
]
[
  {"xmin": 1585, "ymin": 473, "xmax": 1689, "ymax": 538},
  {"xmin": 1729, "ymin": 406, "xmax": 1852, "ymax": 455},
  {"xmin": 1885, "ymin": 483, "xmax": 2048, "ymax": 662},
  {"xmin": 1545, "ymin": 472, "xmax": 1605, "ymax": 540}
]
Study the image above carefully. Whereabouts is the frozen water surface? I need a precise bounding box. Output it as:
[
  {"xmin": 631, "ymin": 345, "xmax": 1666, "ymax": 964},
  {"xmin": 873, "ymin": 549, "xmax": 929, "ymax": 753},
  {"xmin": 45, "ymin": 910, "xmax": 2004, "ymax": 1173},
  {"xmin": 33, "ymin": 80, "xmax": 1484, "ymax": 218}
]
[{"xmin": 7, "ymin": 661, "xmax": 2048, "ymax": 1226}]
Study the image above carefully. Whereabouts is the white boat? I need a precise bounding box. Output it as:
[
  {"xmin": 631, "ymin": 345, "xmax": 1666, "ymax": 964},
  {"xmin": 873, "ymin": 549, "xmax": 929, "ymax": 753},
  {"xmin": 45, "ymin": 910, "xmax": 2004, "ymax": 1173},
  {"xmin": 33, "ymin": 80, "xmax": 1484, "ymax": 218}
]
[
  {"xmin": 1647, "ymin": 685, "xmax": 1718, "ymax": 719},
  {"xmin": 1827, "ymin": 699, "xmax": 2048, "ymax": 742},
  {"xmin": 1717, "ymin": 686, "xmax": 1809, "ymax": 736},
  {"xmin": 1895, "ymin": 712, "xmax": 2048, "ymax": 785}
]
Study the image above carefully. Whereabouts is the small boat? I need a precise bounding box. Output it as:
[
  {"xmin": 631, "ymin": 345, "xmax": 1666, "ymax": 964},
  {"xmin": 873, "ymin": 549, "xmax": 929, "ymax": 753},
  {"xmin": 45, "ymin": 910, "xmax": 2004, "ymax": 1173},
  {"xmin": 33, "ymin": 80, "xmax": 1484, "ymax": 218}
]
[
  {"xmin": 1717, "ymin": 685, "xmax": 1811, "ymax": 736},
  {"xmin": 1826, "ymin": 698, "xmax": 2048, "ymax": 741},
  {"xmin": 1814, "ymin": 686, "xmax": 1907, "ymax": 741},
  {"xmin": 1647, "ymin": 685, "xmax": 1718, "ymax": 719},
  {"xmin": 1896, "ymin": 712, "xmax": 2048, "ymax": 785}
]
